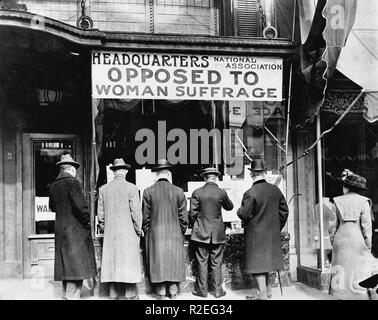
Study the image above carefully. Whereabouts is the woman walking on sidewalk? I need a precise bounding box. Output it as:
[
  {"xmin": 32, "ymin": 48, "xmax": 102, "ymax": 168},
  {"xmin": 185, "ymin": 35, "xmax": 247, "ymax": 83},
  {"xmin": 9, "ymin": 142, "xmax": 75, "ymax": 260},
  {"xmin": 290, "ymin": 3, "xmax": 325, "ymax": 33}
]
[{"xmin": 329, "ymin": 169, "xmax": 378, "ymax": 300}]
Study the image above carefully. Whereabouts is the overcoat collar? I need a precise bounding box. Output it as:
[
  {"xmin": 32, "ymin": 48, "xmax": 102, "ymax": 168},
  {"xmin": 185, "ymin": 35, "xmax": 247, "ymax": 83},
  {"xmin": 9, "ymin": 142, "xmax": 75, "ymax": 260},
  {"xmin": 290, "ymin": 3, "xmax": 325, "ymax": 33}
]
[
  {"xmin": 56, "ymin": 172, "xmax": 75, "ymax": 180},
  {"xmin": 205, "ymin": 181, "xmax": 218, "ymax": 187},
  {"xmin": 252, "ymin": 179, "xmax": 266, "ymax": 186},
  {"xmin": 157, "ymin": 178, "xmax": 170, "ymax": 183}
]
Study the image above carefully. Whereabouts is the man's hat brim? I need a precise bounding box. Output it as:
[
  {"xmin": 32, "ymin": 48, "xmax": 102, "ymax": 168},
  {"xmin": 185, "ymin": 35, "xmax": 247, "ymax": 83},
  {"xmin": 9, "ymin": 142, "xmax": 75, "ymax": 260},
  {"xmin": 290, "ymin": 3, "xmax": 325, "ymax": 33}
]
[
  {"xmin": 248, "ymin": 167, "xmax": 267, "ymax": 172},
  {"xmin": 359, "ymin": 274, "xmax": 378, "ymax": 288},
  {"xmin": 56, "ymin": 160, "xmax": 80, "ymax": 169},
  {"xmin": 151, "ymin": 164, "xmax": 172, "ymax": 172},
  {"xmin": 336, "ymin": 178, "xmax": 368, "ymax": 190},
  {"xmin": 110, "ymin": 164, "xmax": 131, "ymax": 171},
  {"xmin": 200, "ymin": 169, "xmax": 221, "ymax": 177}
]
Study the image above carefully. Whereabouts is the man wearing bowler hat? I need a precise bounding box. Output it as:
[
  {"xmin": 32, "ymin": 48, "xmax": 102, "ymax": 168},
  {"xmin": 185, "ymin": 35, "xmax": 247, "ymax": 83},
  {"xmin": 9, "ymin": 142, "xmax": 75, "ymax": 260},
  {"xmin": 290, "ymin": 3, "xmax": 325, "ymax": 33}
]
[
  {"xmin": 49, "ymin": 152, "xmax": 97, "ymax": 299},
  {"xmin": 190, "ymin": 167, "xmax": 234, "ymax": 298},
  {"xmin": 237, "ymin": 159, "xmax": 289, "ymax": 300},
  {"xmin": 97, "ymin": 158, "xmax": 143, "ymax": 300},
  {"xmin": 142, "ymin": 159, "xmax": 188, "ymax": 299}
]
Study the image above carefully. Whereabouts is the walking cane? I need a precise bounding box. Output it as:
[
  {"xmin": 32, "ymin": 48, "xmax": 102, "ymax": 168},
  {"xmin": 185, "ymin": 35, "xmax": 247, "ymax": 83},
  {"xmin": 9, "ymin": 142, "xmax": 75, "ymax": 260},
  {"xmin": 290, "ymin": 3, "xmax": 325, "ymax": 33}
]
[{"xmin": 277, "ymin": 270, "xmax": 283, "ymax": 296}]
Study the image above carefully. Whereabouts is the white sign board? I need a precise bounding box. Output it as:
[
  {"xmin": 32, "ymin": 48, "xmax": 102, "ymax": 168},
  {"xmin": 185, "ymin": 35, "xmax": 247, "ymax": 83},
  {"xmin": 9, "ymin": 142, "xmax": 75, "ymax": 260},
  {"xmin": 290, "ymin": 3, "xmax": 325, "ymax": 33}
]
[
  {"xmin": 106, "ymin": 164, "xmax": 114, "ymax": 183},
  {"xmin": 35, "ymin": 197, "xmax": 55, "ymax": 221},
  {"xmin": 187, "ymin": 175, "xmax": 285, "ymax": 222},
  {"xmin": 136, "ymin": 168, "xmax": 155, "ymax": 189},
  {"xmin": 92, "ymin": 51, "xmax": 283, "ymax": 101},
  {"xmin": 187, "ymin": 180, "xmax": 252, "ymax": 222}
]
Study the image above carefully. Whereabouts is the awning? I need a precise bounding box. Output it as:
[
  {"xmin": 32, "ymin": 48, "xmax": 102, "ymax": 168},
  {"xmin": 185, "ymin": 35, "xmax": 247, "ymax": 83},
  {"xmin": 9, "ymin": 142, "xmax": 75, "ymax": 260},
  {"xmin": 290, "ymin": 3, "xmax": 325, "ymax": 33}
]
[
  {"xmin": 293, "ymin": 0, "xmax": 358, "ymax": 127},
  {"xmin": 335, "ymin": 0, "xmax": 378, "ymax": 122}
]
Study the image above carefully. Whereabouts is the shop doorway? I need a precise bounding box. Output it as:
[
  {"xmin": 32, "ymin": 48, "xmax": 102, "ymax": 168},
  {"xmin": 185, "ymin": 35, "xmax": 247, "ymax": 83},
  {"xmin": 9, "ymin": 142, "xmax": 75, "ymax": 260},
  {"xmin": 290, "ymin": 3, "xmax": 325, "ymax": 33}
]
[{"xmin": 22, "ymin": 133, "xmax": 83, "ymax": 278}]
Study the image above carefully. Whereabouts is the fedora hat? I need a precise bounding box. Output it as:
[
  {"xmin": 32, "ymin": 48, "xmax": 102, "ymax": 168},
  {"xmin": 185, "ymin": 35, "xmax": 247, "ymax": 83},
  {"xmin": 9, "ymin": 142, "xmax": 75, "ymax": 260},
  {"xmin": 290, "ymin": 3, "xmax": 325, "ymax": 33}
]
[
  {"xmin": 109, "ymin": 158, "xmax": 131, "ymax": 171},
  {"xmin": 248, "ymin": 159, "xmax": 267, "ymax": 172},
  {"xmin": 336, "ymin": 169, "xmax": 367, "ymax": 190},
  {"xmin": 200, "ymin": 167, "xmax": 221, "ymax": 177},
  {"xmin": 56, "ymin": 153, "xmax": 80, "ymax": 169},
  {"xmin": 151, "ymin": 159, "xmax": 172, "ymax": 172}
]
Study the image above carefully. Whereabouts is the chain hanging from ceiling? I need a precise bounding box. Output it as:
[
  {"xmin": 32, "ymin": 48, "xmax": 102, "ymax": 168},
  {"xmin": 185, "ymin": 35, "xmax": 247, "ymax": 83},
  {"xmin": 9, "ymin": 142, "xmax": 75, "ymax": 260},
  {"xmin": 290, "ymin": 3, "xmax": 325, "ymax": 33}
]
[
  {"xmin": 77, "ymin": 0, "xmax": 93, "ymax": 30},
  {"xmin": 256, "ymin": 0, "xmax": 266, "ymax": 30},
  {"xmin": 257, "ymin": 0, "xmax": 278, "ymax": 39}
]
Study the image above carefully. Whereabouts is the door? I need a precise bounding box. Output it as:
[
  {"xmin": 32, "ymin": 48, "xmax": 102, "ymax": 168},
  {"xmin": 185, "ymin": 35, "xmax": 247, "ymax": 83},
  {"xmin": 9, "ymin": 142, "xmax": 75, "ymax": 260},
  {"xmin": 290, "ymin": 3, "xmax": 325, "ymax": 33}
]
[{"xmin": 22, "ymin": 133, "xmax": 83, "ymax": 278}]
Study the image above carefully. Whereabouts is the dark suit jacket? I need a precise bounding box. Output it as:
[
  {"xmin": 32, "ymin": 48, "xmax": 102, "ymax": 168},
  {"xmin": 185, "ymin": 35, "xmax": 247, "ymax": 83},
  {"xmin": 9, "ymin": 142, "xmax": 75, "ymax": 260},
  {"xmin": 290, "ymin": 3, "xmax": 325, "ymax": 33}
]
[
  {"xmin": 237, "ymin": 179, "xmax": 289, "ymax": 273},
  {"xmin": 142, "ymin": 178, "xmax": 188, "ymax": 283},
  {"xmin": 190, "ymin": 181, "xmax": 234, "ymax": 244}
]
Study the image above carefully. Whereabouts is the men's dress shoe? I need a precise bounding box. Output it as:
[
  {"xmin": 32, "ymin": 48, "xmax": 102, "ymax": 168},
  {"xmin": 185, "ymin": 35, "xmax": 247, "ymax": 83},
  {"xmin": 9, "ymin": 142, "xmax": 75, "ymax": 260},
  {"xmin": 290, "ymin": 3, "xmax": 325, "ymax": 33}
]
[
  {"xmin": 215, "ymin": 290, "xmax": 226, "ymax": 298},
  {"xmin": 267, "ymin": 294, "xmax": 272, "ymax": 299},
  {"xmin": 125, "ymin": 296, "xmax": 139, "ymax": 300},
  {"xmin": 155, "ymin": 294, "xmax": 166, "ymax": 300},
  {"xmin": 170, "ymin": 294, "xmax": 178, "ymax": 300},
  {"xmin": 192, "ymin": 291, "xmax": 208, "ymax": 298},
  {"xmin": 246, "ymin": 296, "xmax": 264, "ymax": 300}
]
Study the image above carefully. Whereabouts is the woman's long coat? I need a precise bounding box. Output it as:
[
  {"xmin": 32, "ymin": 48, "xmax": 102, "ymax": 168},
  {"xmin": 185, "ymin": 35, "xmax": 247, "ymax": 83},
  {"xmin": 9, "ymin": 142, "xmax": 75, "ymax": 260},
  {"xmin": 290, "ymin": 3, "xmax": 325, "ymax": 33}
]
[
  {"xmin": 97, "ymin": 175, "xmax": 143, "ymax": 283},
  {"xmin": 329, "ymin": 192, "xmax": 378, "ymax": 299},
  {"xmin": 142, "ymin": 178, "xmax": 188, "ymax": 283},
  {"xmin": 49, "ymin": 172, "xmax": 97, "ymax": 281},
  {"xmin": 237, "ymin": 179, "xmax": 289, "ymax": 274}
]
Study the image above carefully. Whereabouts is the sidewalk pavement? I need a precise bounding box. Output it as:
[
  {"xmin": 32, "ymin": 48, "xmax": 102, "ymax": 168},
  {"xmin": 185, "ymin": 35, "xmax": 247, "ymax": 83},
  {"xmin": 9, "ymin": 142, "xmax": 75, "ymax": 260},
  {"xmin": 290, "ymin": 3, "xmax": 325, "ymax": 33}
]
[{"xmin": 0, "ymin": 279, "xmax": 337, "ymax": 300}]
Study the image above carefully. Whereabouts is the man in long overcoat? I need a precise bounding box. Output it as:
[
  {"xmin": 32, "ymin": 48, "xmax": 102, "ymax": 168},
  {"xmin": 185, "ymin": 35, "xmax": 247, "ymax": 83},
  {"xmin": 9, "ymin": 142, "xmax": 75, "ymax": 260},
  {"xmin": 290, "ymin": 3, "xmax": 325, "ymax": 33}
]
[
  {"xmin": 237, "ymin": 159, "xmax": 289, "ymax": 300},
  {"xmin": 142, "ymin": 159, "xmax": 188, "ymax": 299},
  {"xmin": 97, "ymin": 158, "xmax": 143, "ymax": 300},
  {"xmin": 49, "ymin": 153, "xmax": 97, "ymax": 299},
  {"xmin": 190, "ymin": 167, "xmax": 234, "ymax": 298}
]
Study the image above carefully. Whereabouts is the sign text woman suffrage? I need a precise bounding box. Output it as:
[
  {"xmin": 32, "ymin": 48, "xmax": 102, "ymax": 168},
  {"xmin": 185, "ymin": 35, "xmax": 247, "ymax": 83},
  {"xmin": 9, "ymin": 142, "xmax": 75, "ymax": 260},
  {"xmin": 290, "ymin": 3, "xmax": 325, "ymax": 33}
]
[{"xmin": 91, "ymin": 51, "xmax": 283, "ymax": 101}]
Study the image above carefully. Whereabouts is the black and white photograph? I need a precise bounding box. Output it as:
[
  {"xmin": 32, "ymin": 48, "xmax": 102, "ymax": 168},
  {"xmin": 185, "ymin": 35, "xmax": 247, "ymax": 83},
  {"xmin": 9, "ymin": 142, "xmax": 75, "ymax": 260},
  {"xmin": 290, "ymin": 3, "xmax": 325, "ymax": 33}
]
[{"xmin": 0, "ymin": 0, "xmax": 378, "ymax": 307}]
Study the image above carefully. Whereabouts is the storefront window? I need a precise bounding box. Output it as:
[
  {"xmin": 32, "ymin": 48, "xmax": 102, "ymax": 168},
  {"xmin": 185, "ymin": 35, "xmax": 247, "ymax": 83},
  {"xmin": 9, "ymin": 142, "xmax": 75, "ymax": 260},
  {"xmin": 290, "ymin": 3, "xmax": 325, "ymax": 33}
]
[
  {"xmin": 34, "ymin": 140, "xmax": 73, "ymax": 234},
  {"xmin": 94, "ymin": 99, "xmax": 286, "ymax": 188},
  {"xmin": 21, "ymin": 0, "xmax": 216, "ymax": 35},
  {"xmin": 323, "ymin": 115, "xmax": 378, "ymax": 257},
  {"xmin": 297, "ymin": 113, "xmax": 378, "ymax": 271},
  {"xmin": 296, "ymin": 124, "xmax": 321, "ymax": 270}
]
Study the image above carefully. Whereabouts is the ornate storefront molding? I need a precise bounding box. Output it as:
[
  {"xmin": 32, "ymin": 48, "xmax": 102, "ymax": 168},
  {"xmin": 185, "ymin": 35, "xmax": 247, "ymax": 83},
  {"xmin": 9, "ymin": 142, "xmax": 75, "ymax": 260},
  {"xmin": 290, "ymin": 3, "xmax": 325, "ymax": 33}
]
[{"xmin": 322, "ymin": 90, "xmax": 365, "ymax": 115}]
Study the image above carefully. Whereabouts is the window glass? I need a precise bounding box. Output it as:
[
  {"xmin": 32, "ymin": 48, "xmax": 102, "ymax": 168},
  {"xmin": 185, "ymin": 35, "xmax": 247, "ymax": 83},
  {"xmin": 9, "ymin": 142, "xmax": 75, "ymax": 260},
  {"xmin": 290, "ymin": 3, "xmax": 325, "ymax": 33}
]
[{"xmin": 34, "ymin": 140, "xmax": 73, "ymax": 234}]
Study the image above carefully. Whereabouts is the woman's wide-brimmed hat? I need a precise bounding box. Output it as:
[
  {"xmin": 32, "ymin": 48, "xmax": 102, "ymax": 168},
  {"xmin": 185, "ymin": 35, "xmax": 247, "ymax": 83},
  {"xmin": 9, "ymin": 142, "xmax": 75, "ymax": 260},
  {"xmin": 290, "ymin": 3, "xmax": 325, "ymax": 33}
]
[
  {"xmin": 248, "ymin": 159, "xmax": 267, "ymax": 172},
  {"xmin": 56, "ymin": 153, "xmax": 80, "ymax": 169},
  {"xmin": 151, "ymin": 159, "xmax": 172, "ymax": 172},
  {"xmin": 336, "ymin": 169, "xmax": 368, "ymax": 190},
  {"xmin": 109, "ymin": 158, "xmax": 131, "ymax": 171},
  {"xmin": 200, "ymin": 167, "xmax": 221, "ymax": 177}
]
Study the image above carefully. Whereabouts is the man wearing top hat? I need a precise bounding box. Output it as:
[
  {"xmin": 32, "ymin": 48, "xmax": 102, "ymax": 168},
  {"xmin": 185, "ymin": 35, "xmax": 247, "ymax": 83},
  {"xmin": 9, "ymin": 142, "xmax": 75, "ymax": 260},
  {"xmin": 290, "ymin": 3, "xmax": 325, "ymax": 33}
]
[
  {"xmin": 190, "ymin": 167, "xmax": 234, "ymax": 298},
  {"xmin": 237, "ymin": 159, "xmax": 289, "ymax": 300},
  {"xmin": 142, "ymin": 159, "xmax": 188, "ymax": 299},
  {"xmin": 49, "ymin": 152, "xmax": 97, "ymax": 299},
  {"xmin": 97, "ymin": 158, "xmax": 143, "ymax": 300}
]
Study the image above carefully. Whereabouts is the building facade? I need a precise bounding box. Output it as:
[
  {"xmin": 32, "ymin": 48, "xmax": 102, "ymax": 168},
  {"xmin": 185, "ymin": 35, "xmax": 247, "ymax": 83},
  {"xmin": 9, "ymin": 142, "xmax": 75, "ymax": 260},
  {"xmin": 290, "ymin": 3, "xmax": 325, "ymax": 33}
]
[{"xmin": 0, "ymin": 0, "xmax": 309, "ymax": 292}]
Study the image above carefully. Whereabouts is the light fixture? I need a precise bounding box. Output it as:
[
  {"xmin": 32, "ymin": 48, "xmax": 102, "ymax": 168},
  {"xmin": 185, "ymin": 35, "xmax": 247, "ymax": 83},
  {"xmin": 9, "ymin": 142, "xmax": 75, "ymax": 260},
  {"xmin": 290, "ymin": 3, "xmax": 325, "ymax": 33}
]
[
  {"xmin": 263, "ymin": 26, "xmax": 278, "ymax": 39},
  {"xmin": 77, "ymin": 0, "xmax": 93, "ymax": 30},
  {"xmin": 36, "ymin": 88, "xmax": 63, "ymax": 106}
]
